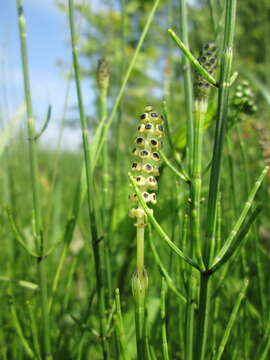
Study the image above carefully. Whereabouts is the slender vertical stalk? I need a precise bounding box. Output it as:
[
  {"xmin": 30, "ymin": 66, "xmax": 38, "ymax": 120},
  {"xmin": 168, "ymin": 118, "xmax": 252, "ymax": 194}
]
[
  {"xmin": 191, "ymin": 99, "xmax": 208, "ymax": 268},
  {"xmin": 133, "ymin": 216, "xmax": 147, "ymax": 359},
  {"xmin": 16, "ymin": 1, "xmax": 52, "ymax": 358},
  {"xmin": 68, "ymin": 1, "xmax": 108, "ymax": 358},
  {"xmin": 212, "ymin": 297, "xmax": 220, "ymax": 359},
  {"xmin": 179, "ymin": 0, "xmax": 194, "ymax": 173},
  {"xmin": 185, "ymin": 98, "xmax": 207, "ymax": 360}
]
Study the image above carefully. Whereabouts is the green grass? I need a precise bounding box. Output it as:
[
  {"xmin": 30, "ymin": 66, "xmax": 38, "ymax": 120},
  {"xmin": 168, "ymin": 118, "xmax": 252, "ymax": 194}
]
[{"xmin": 0, "ymin": 0, "xmax": 270, "ymax": 359}]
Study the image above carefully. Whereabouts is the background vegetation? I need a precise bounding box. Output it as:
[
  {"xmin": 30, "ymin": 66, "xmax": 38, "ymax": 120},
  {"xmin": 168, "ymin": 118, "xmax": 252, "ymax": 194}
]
[{"xmin": 1, "ymin": 0, "xmax": 270, "ymax": 359}]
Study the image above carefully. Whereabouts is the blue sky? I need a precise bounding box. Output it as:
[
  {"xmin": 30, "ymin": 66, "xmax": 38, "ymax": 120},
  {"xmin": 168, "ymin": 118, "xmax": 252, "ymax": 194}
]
[{"xmin": 0, "ymin": 0, "xmax": 87, "ymax": 149}]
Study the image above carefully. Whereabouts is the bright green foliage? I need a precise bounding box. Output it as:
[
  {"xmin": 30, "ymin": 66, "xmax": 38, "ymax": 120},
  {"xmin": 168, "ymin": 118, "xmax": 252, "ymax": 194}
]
[{"xmin": 0, "ymin": 0, "xmax": 270, "ymax": 359}]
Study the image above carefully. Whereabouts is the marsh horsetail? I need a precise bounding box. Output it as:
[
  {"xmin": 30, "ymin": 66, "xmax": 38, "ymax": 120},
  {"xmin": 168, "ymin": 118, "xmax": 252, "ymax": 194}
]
[{"xmin": 129, "ymin": 106, "xmax": 164, "ymax": 358}]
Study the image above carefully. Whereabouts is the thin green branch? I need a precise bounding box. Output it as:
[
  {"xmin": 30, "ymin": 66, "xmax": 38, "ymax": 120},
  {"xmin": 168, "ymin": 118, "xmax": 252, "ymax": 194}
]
[
  {"xmin": 168, "ymin": 29, "xmax": 218, "ymax": 88},
  {"xmin": 210, "ymin": 166, "xmax": 268, "ymax": 271},
  {"xmin": 160, "ymin": 150, "xmax": 190, "ymax": 183},
  {"xmin": 210, "ymin": 205, "xmax": 262, "ymax": 274},
  {"xmin": 148, "ymin": 225, "xmax": 186, "ymax": 304}
]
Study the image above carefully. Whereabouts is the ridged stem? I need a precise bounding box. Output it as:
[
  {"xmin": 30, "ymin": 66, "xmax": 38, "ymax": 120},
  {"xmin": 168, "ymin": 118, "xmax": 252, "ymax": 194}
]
[
  {"xmin": 191, "ymin": 99, "xmax": 207, "ymax": 269},
  {"xmin": 16, "ymin": 1, "xmax": 52, "ymax": 358},
  {"xmin": 194, "ymin": 273, "xmax": 211, "ymax": 360}
]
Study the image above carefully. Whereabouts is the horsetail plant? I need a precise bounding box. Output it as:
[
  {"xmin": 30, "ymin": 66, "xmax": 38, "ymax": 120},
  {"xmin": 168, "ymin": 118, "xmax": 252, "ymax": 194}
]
[
  {"xmin": 16, "ymin": 0, "xmax": 52, "ymax": 357},
  {"xmin": 186, "ymin": 42, "xmax": 217, "ymax": 360},
  {"xmin": 129, "ymin": 106, "xmax": 164, "ymax": 358}
]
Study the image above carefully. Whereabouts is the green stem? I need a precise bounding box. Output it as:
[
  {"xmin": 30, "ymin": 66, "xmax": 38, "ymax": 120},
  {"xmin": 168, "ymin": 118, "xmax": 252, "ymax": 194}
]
[
  {"xmin": 68, "ymin": 1, "xmax": 108, "ymax": 357},
  {"xmin": 204, "ymin": 0, "xmax": 237, "ymax": 267},
  {"xmin": 16, "ymin": 1, "xmax": 52, "ymax": 357},
  {"xmin": 191, "ymin": 99, "xmax": 207, "ymax": 269},
  {"xmin": 136, "ymin": 217, "xmax": 145, "ymax": 280},
  {"xmin": 133, "ymin": 216, "xmax": 147, "ymax": 359},
  {"xmin": 179, "ymin": 0, "xmax": 194, "ymax": 173},
  {"xmin": 186, "ymin": 97, "xmax": 208, "ymax": 360},
  {"xmin": 194, "ymin": 273, "xmax": 211, "ymax": 360}
]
